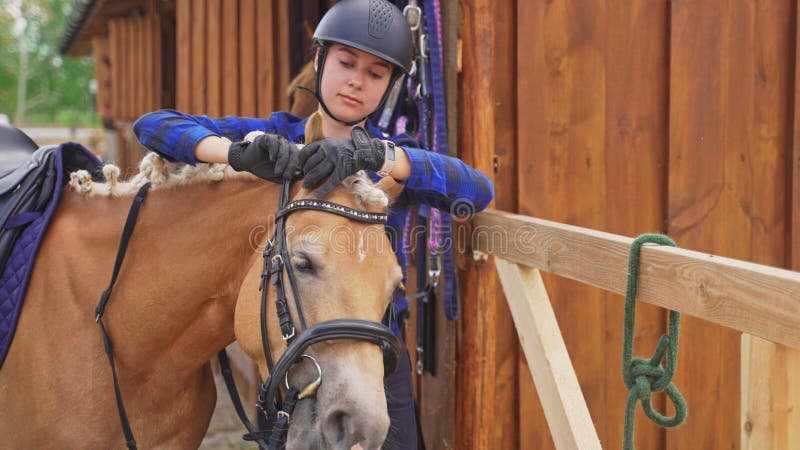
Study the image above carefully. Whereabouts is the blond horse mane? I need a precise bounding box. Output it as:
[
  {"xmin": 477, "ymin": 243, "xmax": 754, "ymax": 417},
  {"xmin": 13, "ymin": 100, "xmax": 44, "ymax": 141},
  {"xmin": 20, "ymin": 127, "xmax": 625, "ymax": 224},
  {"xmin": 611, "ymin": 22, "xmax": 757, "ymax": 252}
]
[{"xmin": 67, "ymin": 150, "xmax": 390, "ymax": 211}]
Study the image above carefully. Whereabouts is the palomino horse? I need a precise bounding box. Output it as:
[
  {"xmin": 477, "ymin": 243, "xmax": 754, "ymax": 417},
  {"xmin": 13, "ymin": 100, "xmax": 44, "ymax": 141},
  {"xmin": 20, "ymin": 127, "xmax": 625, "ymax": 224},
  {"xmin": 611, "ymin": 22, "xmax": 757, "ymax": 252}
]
[{"xmin": 0, "ymin": 143, "xmax": 404, "ymax": 448}]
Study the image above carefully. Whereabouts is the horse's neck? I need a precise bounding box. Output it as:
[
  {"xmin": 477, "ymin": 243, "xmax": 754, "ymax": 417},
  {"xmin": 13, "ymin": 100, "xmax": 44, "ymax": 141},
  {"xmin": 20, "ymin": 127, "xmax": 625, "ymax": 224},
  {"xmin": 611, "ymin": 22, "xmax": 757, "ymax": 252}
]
[{"xmin": 49, "ymin": 177, "xmax": 281, "ymax": 372}]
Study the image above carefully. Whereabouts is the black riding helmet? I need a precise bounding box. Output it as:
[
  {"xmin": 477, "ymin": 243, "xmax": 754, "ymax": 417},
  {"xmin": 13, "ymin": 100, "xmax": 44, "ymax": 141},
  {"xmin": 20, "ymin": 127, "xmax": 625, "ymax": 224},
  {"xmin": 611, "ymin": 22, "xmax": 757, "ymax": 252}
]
[{"xmin": 311, "ymin": 0, "xmax": 413, "ymax": 126}]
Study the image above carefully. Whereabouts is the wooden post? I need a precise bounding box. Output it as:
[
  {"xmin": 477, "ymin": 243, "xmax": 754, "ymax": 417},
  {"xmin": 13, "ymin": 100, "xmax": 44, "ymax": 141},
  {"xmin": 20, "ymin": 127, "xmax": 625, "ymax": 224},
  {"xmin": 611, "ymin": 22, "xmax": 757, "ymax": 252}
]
[
  {"xmin": 495, "ymin": 259, "xmax": 601, "ymax": 450},
  {"xmin": 742, "ymin": 3, "xmax": 800, "ymax": 448},
  {"xmin": 741, "ymin": 335, "xmax": 800, "ymax": 449},
  {"xmin": 456, "ymin": 0, "xmax": 497, "ymax": 448}
]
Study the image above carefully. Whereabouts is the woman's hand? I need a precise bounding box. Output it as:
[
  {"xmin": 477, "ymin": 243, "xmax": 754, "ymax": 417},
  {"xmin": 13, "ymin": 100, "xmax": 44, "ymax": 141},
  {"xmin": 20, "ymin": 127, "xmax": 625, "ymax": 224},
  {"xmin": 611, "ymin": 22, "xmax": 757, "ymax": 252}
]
[
  {"xmin": 298, "ymin": 126, "xmax": 386, "ymax": 198},
  {"xmin": 227, "ymin": 133, "xmax": 300, "ymax": 183}
]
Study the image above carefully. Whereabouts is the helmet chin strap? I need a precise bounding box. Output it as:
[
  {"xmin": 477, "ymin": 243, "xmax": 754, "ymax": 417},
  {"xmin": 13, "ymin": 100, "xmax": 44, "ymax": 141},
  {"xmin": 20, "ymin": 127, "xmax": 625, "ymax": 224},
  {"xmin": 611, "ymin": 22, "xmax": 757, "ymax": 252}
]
[{"xmin": 300, "ymin": 45, "xmax": 399, "ymax": 128}]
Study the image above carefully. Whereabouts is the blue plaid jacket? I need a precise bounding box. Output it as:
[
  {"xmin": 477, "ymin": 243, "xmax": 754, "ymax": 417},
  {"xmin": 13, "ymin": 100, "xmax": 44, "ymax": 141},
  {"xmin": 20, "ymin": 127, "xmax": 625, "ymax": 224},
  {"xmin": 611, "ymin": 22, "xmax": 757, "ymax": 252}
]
[{"xmin": 133, "ymin": 110, "xmax": 494, "ymax": 323}]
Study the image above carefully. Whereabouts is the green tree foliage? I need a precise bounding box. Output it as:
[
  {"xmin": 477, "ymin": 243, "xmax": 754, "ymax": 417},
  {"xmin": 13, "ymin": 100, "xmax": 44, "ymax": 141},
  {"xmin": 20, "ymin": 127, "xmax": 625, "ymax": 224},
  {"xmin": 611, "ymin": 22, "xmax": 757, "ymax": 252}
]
[{"xmin": 0, "ymin": 0, "xmax": 95, "ymax": 125}]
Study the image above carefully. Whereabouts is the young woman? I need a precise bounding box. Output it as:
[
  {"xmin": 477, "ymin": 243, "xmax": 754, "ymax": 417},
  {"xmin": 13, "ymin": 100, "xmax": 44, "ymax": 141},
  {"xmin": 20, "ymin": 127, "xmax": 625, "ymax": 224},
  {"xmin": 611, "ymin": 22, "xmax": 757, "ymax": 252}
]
[{"xmin": 134, "ymin": 1, "xmax": 493, "ymax": 448}]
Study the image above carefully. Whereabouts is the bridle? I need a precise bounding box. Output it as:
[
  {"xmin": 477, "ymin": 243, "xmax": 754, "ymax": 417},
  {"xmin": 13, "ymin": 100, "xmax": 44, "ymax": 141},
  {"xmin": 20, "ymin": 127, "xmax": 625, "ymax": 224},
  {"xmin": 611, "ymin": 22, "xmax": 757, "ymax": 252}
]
[
  {"xmin": 97, "ymin": 179, "xmax": 402, "ymax": 450},
  {"xmin": 219, "ymin": 180, "xmax": 403, "ymax": 449}
]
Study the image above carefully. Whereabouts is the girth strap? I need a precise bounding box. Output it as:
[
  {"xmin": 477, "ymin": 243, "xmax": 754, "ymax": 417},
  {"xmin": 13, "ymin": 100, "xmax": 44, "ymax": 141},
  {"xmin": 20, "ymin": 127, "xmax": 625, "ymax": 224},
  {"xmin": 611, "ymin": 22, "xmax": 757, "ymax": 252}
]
[{"xmin": 95, "ymin": 182, "xmax": 152, "ymax": 450}]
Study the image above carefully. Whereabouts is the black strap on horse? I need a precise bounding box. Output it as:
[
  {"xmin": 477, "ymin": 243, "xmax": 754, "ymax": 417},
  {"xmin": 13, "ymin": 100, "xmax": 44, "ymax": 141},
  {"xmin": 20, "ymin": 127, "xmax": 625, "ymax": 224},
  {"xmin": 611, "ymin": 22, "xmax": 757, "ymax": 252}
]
[
  {"xmin": 95, "ymin": 182, "xmax": 152, "ymax": 450},
  {"xmin": 219, "ymin": 179, "xmax": 403, "ymax": 450}
]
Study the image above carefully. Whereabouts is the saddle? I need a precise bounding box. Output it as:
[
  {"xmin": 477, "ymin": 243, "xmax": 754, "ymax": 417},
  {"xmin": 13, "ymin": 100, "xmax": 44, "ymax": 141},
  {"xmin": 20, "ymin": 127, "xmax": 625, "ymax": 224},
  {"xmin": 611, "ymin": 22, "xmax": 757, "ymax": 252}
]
[
  {"xmin": 0, "ymin": 146, "xmax": 59, "ymax": 271},
  {"xmin": 0, "ymin": 138, "xmax": 103, "ymax": 370}
]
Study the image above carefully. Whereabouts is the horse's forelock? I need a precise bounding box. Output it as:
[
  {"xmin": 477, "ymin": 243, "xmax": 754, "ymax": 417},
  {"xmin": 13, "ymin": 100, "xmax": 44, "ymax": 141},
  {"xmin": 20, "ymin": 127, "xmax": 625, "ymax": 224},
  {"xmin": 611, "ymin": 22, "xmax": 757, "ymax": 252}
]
[{"xmin": 342, "ymin": 172, "xmax": 389, "ymax": 211}]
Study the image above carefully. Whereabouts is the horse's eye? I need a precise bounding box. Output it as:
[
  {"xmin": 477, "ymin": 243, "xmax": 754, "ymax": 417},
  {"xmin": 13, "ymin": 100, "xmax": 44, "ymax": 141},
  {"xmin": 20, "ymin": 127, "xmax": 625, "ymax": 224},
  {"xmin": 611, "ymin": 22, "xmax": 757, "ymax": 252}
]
[{"xmin": 291, "ymin": 255, "xmax": 314, "ymax": 273}]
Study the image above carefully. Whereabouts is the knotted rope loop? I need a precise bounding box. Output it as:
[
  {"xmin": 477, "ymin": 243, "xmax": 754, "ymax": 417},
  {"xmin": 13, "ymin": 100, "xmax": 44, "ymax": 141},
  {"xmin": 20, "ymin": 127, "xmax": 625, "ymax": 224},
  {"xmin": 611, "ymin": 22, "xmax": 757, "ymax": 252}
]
[{"xmin": 622, "ymin": 234, "xmax": 688, "ymax": 450}]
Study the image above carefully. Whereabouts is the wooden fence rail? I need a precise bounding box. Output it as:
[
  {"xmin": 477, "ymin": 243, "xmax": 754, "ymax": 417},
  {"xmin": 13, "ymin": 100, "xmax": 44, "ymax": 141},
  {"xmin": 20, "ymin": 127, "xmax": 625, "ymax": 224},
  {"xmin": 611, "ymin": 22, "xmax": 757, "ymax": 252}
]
[{"xmin": 473, "ymin": 209, "xmax": 800, "ymax": 350}]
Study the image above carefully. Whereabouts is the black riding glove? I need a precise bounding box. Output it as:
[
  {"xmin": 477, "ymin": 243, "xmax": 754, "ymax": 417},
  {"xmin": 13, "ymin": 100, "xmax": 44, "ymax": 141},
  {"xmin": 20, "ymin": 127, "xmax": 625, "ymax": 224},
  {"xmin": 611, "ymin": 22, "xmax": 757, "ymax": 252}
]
[
  {"xmin": 227, "ymin": 133, "xmax": 300, "ymax": 183},
  {"xmin": 297, "ymin": 126, "xmax": 386, "ymax": 198}
]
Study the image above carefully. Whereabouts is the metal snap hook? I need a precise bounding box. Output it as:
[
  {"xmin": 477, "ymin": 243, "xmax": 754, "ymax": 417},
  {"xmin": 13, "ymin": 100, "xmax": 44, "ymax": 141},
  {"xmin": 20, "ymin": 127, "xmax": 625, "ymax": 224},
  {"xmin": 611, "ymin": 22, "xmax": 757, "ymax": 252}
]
[
  {"xmin": 285, "ymin": 354, "xmax": 323, "ymax": 400},
  {"xmin": 403, "ymin": 5, "xmax": 422, "ymax": 31}
]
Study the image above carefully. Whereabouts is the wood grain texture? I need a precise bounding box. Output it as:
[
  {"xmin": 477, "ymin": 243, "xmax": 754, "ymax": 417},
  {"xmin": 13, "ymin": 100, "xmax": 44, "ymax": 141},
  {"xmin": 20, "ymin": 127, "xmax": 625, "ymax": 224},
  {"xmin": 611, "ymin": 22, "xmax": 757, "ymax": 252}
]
[
  {"xmin": 275, "ymin": 0, "xmax": 290, "ymax": 110},
  {"xmin": 492, "ymin": 0, "xmax": 519, "ymax": 448},
  {"xmin": 176, "ymin": 0, "xmax": 191, "ymax": 111},
  {"xmin": 119, "ymin": 20, "xmax": 128, "ymax": 119},
  {"xmin": 152, "ymin": 13, "xmax": 162, "ymax": 110},
  {"xmin": 601, "ymin": 1, "xmax": 669, "ymax": 447},
  {"xmin": 669, "ymin": 1, "xmax": 794, "ymax": 448},
  {"xmin": 472, "ymin": 210, "xmax": 800, "ymax": 350},
  {"xmin": 221, "ymin": 0, "xmax": 239, "ymax": 115},
  {"xmin": 132, "ymin": 18, "xmax": 141, "ymax": 117},
  {"xmin": 190, "ymin": 0, "xmax": 206, "ymax": 114},
  {"xmin": 796, "ymin": 0, "xmax": 800, "ymax": 271},
  {"xmin": 741, "ymin": 5, "xmax": 800, "ymax": 449},
  {"xmin": 515, "ymin": 1, "xmax": 669, "ymax": 448},
  {"xmin": 143, "ymin": 16, "xmax": 152, "ymax": 114},
  {"xmin": 108, "ymin": 21, "xmax": 119, "ymax": 118},
  {"xmin": 456, "ymin": 0, "xmax": 497, "ymax": 448},
  {"xmin": 238, "ymin": 0, "xmax": 256, "ymax": 116},
  {"xmin": 206, "ymin": 0, "xmax": 222, "ymax": 117},
  {"xmin": 138, "ymin": 17, "xmax": 147, "ymax": 116},
  {"xmin": 92, "ymin": 38, "xmax": 109, "ymax": 115},
  {"xmin": 741, "ymin": 335, "xmax": 800, "ymax": 450},
  {"xmin": 256, "ymin": 0, "xmax": 275, "ymax": 116},
  {"xmin": 495, "ymin": 260, "xmax": 601, "ymax": 450},
  {"xmin": 125, "ymin": 20, "xmax": 134, "ymax": 119},
  {"xmin": 140, "ymin": 17, "xmax": 149, "ymax": 115}
]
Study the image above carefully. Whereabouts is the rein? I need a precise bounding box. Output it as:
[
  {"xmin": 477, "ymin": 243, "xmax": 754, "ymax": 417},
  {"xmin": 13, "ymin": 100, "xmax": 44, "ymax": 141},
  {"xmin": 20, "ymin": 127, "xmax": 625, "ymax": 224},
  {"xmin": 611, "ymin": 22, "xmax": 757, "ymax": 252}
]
[{"xmin": 94, "ymin": 182, "xmax": 152, "ymax": 450}]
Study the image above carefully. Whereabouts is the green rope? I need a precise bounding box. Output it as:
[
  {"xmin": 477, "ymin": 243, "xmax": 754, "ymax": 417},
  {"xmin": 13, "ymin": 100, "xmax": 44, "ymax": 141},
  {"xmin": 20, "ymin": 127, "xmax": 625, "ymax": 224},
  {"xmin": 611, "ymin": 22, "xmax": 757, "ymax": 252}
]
[{"xmin": 622, "ymin": 234, "xmax": 688, "ymax": 450}]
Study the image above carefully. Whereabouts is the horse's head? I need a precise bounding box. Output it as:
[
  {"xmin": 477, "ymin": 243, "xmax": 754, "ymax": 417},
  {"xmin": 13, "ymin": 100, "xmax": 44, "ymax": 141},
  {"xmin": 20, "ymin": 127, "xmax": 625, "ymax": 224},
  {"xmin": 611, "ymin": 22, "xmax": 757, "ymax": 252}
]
[{"xmin": 234, "ymin": 173, "xmax": 404, "ymax": 450}]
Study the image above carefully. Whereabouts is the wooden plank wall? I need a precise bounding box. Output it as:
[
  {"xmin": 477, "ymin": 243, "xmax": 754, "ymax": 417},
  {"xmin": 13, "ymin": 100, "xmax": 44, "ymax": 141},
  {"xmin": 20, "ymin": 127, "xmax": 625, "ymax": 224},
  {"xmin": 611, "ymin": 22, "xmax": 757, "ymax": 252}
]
[
  {"xmin": 514, "ymin": 1, "xmax": 669, "ymax": 448},
  {"xmin": 469, "ymin": 0, "xmax": 800, "ymax": 448},
  {"xmin": 99, "ymin": 0, "xmax": 291, "ymax": 176},
  {"xmin": 91, "ymin": 37, "xmax": 111, "ymax": 118},
  {"xmin": 105, "ymin": 3, "xmax": 163, "ymax": 174},
  {"xmin": 175, "ymin": 0, "xmax": 289, "ymax": 116},
  {"xmin": 107, "ymin": 13, "xmax": 161, "ymax": 121},
  {"xmin": 669, "ymin": 2, "xmax": 796, "ymax": 449}
]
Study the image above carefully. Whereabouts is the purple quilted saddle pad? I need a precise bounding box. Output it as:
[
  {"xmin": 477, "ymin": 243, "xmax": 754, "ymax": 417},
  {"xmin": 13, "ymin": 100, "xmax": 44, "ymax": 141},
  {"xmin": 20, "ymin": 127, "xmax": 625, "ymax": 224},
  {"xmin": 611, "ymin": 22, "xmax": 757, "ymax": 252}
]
[{"xmin": 0, "ymin": 142, "xmax": 102, "ymax": 369}]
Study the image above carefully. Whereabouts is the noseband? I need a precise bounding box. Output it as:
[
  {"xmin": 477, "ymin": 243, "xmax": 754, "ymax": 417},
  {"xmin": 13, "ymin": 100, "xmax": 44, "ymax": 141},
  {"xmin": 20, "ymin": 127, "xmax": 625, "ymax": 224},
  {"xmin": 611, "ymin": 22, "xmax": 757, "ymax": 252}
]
[{"xmin": 220, "ymin": 180, "xmax": 403, "ymax": 449}]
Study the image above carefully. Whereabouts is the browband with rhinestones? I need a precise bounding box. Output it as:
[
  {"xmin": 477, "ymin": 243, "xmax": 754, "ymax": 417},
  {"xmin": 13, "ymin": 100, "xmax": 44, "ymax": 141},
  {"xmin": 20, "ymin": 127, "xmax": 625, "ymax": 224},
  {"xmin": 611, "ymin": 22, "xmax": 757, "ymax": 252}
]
[{"xmin": 275, "ymin": 199, "xmax": 388, "ymax": 224}]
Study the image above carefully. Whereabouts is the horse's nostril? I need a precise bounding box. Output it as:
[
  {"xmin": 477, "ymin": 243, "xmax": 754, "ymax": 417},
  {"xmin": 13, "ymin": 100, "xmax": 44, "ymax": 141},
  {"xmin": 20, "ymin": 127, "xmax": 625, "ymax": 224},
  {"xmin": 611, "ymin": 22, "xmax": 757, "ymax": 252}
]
[
  {"xmin": 323, "ymin": 409, "xmax": 354, "ymax": 447},
  {"xmin": 321, "ymin": 405, "xmax": 389, "ymax": 450}
]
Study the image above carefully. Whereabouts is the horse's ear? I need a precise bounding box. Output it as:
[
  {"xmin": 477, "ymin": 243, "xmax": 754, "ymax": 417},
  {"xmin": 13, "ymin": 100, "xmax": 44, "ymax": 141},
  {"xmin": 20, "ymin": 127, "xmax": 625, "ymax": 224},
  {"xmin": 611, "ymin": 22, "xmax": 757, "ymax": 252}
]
[
  {"xmin": 304, "ymin": 111, "xmax": 325, "ymax": 143},
  {"xmin": 375, "ymin": 177, "xmax": 404, "ymax": 205}
]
